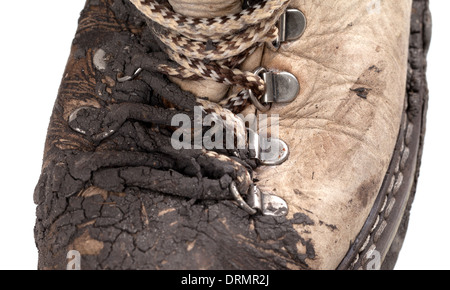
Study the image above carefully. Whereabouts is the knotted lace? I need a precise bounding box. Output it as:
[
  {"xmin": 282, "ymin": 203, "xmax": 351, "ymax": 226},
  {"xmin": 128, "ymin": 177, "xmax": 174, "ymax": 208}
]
[{"xmin": 130, "ymin": 0, "xmax": 291, "ymax": 112}]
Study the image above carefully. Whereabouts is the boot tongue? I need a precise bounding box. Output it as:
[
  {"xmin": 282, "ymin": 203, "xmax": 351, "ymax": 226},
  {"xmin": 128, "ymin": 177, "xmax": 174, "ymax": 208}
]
[
  {"xmin": 165, "ymin": 0, "xmax": 244, "ymax": 102},
  {"xmin": 168, "ymin": 0, "xmax": 242, "ymax": 18}
]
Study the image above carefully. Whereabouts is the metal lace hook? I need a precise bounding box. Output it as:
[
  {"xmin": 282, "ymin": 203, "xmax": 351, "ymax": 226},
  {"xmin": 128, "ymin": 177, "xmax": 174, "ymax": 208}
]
[
  {"xmin": 230, "ymin": 182, "xmax": 289, "ymax": 217},
  {"xmin": 248, "ymin": 66, "xmax": 300, "ymax": 112},
  {"xmin": 117, "ymin": 67, "xmax": 143, "ymax": 83},
  {"xmin": 273, "ymin": 9, "xmax": 307, "ymax": 50},
  {"xmin": 248, "ymin": 67, "xmax": 271, "ymax": 112},
  {"xmin": 248, "ymin": 89, "xmax": 272, "ymax": 112},
  {"xmin": 230, "ymin": 182, "xmax": 257, "ymax": 215}
]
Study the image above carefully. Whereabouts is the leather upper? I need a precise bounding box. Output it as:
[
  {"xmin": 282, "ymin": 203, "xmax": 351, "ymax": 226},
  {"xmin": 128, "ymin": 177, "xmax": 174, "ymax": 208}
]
[{"xmin": 136, "ymin": 0, "xmax": 412, "ymax": 269}]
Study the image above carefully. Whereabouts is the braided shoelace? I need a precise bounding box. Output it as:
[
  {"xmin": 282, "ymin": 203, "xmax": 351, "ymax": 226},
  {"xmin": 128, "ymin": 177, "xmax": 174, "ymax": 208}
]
[{"xmin": 130, "ymin": 0, "xmax": 291, "ymax": 113}]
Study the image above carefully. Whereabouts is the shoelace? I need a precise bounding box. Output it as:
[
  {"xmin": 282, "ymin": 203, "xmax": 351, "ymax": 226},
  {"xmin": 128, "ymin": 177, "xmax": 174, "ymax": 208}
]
[
  {"xmin": 130, "ymin": 0, "xmax": 291, "ymax": 113},
  {"xmin": 114, "ymin": 0, "xmax": 292, "ymax": 216},
  {"xmin": 66, "ymin": 1, "xmax": 292, "ymax": 217}
]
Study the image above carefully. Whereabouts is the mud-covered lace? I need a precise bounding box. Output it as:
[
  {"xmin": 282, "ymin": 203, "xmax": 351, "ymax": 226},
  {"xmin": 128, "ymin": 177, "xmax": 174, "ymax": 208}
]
[{"xmin": 130, "ymin": 0, "xmax": 291, "ymax": 113}]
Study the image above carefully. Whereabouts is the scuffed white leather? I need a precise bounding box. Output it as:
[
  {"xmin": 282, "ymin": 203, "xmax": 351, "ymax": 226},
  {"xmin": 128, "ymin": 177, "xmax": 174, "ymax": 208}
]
[{"xmin": 256, "ymin": 0, "xmax": 412, "ymax": 269}]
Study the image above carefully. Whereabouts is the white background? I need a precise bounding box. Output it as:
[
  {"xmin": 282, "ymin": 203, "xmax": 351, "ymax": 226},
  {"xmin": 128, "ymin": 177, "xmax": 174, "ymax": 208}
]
[{"xmin": 0, "ymin": 0, "xmax": 448, "ymax": 270}]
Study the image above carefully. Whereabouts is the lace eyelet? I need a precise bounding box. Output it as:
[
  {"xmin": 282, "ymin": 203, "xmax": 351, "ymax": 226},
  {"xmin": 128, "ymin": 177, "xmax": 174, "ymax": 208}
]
[
  {"xmin": 248, "ymin": 66, "xmax": 300, "ymax": 112},
  {"xmin": 248, "ymin": 88, "xmax": 272, "ymax": 112},
  {"xmin": 230, "ymin": 182, "xmax": 289, "ymax": 217},
  {"xmin": 274, "ymin": 8, "xmax": 307, "ymax": 50}
]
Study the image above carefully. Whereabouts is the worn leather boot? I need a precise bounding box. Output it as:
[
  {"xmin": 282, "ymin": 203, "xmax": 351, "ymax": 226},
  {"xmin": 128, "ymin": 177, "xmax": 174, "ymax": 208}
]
[{"xmin": 34, "ymin": 0, "xmax": 431, "ymax": 270}]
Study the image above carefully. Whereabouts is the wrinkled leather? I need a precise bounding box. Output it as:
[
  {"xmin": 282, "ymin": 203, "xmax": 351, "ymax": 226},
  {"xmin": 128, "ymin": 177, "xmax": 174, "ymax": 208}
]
[
  {"xmin": 169, "ymin": 0, "xmax": 243, "ymax": 17},
  {"xmin": 256, "ymin": 0, "xmax": 412, "ymax": 269},
  {"xmin": 168, "ymin": 0, "xmax": 412, "ymax": 269}
]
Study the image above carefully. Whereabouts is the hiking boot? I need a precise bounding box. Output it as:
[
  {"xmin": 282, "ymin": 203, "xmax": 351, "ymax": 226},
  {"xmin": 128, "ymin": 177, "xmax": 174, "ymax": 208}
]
[{"xmin": 34, "ymin": 0, "xmax": 431, "ymax": 270}]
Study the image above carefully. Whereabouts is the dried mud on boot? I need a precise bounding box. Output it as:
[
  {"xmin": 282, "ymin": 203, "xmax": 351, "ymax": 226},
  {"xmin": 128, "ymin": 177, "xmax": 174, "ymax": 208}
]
[
  {"xmin": 34, "ymin": 0, "xmax": 314, "ymax": 270},
  {"xmin": 34, "ymin": 0, "xmax": 430, "ymax": 270}
]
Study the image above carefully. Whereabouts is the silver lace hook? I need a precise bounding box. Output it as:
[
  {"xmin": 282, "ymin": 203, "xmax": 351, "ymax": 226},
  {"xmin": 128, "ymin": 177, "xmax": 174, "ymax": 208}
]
[
  {"xmin": 117, "ymin": 67, "xmax": 143, "ymax": 83},
  {"xmin": 248, "ymin": 67, "xmax": 271, "ymax": 112},
  {"xmin": 230, "ymin": 182, "xmax": 257, "ymax": 215}
]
